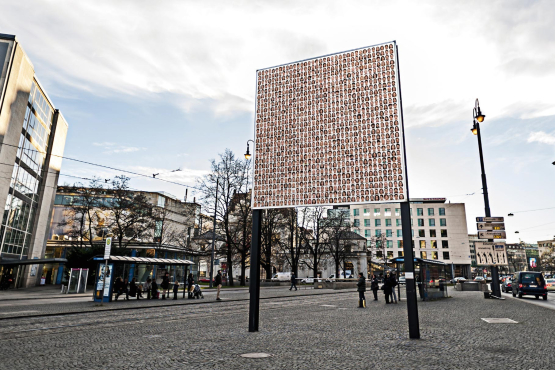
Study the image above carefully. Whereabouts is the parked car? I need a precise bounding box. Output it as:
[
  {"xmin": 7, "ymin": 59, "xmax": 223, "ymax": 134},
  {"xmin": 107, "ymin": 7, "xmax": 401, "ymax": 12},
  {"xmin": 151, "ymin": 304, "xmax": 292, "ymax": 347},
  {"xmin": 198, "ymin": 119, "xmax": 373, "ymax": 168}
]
[
  {"xmin": 545, "ymin": 279, "xmax": 555, "ymax": 291},
  {"xmin": 326, "ymin": 273, "xmax": 351, "ymax": 281},
  {"xmin": 501, "ymin": 278, "xmax": 512, "ymax": 293},
  {"xmin": 512, "ymin": 271, "xmax": 547, "ymax": 300},
  {"xmin": 198, "ymin": 278, "xmax": 213, "ymax": 283},
  {"xmin": 271, "ymin": 272, "xmax": 292, "ymax": 281},
  {"xmin": 453, "ymin": 277, "xmax": 467, "ymax": 284},
  {"xmin": 301, "ymin": 277, "xmax": 322, "ymax": 284},
  {"xmin": 474, "ymin": 276, "xmax": 485, "ymax": 282}
]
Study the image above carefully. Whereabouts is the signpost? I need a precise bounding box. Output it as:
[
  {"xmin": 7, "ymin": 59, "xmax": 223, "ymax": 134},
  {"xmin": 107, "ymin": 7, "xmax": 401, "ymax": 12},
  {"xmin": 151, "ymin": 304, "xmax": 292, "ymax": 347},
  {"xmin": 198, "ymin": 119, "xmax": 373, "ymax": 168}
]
[
  {"xmin": 101, "ymin": 237, "xmax": 112, "ymax": 305},
  {"xmin": 477, "ymin": 222, "xmax": 505, "ymax": 230},
  {"xmin": 474, "ymin": 217, "xmax": 506, "ymax": 296},
  {"xmin": 476, "ymin": 217, "xmax": 504, "ymax": 222},
  {"xmin": 475, "ymin": 242, "xmax": 507, "ymax": 266},
  {"xmin": 478, "ymin": 231, "xmax": 507, "ymax": 239}
]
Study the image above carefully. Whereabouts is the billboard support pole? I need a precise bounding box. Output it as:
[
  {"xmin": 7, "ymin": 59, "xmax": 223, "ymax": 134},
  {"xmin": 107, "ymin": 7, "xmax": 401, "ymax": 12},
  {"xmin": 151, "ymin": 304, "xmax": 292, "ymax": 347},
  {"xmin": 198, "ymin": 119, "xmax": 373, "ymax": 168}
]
[
  {"xmin": 248, "ymin": 209, "xmax": 262, "ymax": 332},
  {"xmin": 397, "ymin": 44, "xmax": 420, "ymax": 340}
]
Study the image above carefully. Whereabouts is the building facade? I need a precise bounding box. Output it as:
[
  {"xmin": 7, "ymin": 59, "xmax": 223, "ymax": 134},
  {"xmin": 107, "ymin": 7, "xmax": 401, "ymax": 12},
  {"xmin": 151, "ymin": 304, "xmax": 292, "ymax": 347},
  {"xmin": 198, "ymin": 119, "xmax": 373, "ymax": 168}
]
[
  {"xmin": 0, "ymin": 34, "xmax": 68, "ymax": 288},
  {"xmin": 350, "ymin": 198, "xmax": 472, "ymax": 277}
]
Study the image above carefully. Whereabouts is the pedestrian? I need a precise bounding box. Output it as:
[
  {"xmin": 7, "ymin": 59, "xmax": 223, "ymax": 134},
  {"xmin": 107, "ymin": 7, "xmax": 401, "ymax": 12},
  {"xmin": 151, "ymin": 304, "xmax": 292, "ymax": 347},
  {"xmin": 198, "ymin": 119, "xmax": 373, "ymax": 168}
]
[
  {"xmin": 151, "ymin": 279, "xmax": 159, "ymax": 299},
  {"xmin": 357, "ymin": 272, "xmax": 366, "ymax": 308},
  {"xmin": 215, "ymin": 270, "xmax": 222, "ymax": 301},
  {"xmin": 136, "ymin": 284, "xmax": 144, "ymax": 300},
  {"xmin": 144, "ymin": 278, "xmax": 152, "ymax": 300},
  {"xmin": 383, "ymin": 272, "xmax": 392, "ymax": 304},
  {"xmin": 161, "ymin": 272, "xmax": 170, "ymax": 300},
  {"xmin": 172, "ymin": 280, "xmax": 179, "ymax": 300},
  {"xmin": 129, "ymin": 278, "xmax": 138, "ymax": 299},
  {"xmin": 114, "ymin": 277, "xmax": 123, "ymax": 300},
  {"xmin": 371, "ymin": 274, "xmax": 379, "ymax": 301},
  {"xmin": 116, "ymin": 278, "xmax": 129, "ymax": 301},
  {"xmin": 187, "ymin": 273, "xmax": 194, "ymax": 299},
  {"xmin": 289, "ymin": 272, "xmax": 297, "ymax": 291},
  {"xmin": 389, "ymin": 271, "xmax": 398, "ymax": 304}
]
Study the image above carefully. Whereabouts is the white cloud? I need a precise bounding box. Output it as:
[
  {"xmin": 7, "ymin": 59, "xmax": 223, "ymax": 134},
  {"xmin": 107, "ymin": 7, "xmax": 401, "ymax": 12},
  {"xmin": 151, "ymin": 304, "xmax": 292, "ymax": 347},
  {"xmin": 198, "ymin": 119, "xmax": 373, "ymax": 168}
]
[
  {"xmin": 527, "ymin": 131, "xmax": 555, "ymax": 145},
  {"xmin": 92, "ymin": 142, "xmax": 145, "ymax": 154}
]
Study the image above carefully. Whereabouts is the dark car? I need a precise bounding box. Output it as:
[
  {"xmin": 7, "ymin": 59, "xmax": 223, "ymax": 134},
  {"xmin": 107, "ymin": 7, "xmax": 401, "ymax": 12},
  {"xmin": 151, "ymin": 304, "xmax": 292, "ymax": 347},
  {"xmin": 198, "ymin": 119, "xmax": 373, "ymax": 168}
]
[
  {"xmin": 501, "ymin": 278, "xmax": 512, "ymax": 293},
  {"xmin": 512, "ymin": 271, "xmax": 547, "ymax": 300}
]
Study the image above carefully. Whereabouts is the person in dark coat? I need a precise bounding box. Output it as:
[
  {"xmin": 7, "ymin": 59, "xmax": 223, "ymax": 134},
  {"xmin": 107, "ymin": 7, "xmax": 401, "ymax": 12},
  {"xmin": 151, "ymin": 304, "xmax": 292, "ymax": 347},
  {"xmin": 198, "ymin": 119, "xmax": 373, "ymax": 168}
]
[
  {"xmin": 144, "ymin": 278, "xmax": 152, "ymax": 299},
  {"xmin": 129, "ymin": 278, "xmax": 138, "ymax": 299},
  {"xmin": 187, "ymin": 273, "xmax": 194, "ymax": 299},
  {"xmin": 383, "ymin": 272, "xmax": 393, "ymax": 304},
  {"xmin": 161, "ymin": 272, "xmax": 170, "ymax": 300},
  {"xmin": 151, "ymin": 279, "xmax": 159, "ymax": 299},
  {"xmin": 389, "ymin": 271, "xmax": 398, "ymax": 304},
  {"xmin": 289, "ymin": 272, "xmax": 297, "ymax": 291},
  {"xmin": 172, "ymin": 280, "xmax": 179, "ymax": 300},
  {"xmin": 370, "ymin": 274, "xmax": 379, "ymax": 301},
  {"xmin": 215, "ymin": 270, "xmax": 222, "ymax": 301},
  {"xmin": 116, "ymin": 278, "xmax": 129, "ymax": 301},
  {"xmin": 357, "ymin": 273, "xmax": 366, "ymax": 308}
]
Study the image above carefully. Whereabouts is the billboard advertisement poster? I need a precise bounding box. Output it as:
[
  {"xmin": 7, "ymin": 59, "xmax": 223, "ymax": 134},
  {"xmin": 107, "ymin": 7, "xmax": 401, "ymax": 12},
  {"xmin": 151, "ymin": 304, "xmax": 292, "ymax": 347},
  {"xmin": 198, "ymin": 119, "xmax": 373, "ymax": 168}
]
[
  {"xmin": 96, "ymin": 264, "xmax": 113, "ymax": 296},
  {"xmin": 252, "ymin": 41, "xmax": 407, "ymax": 209},
  {"xmin": 475, "ymin": 242, "xmax": 507, "ymax": 266}
]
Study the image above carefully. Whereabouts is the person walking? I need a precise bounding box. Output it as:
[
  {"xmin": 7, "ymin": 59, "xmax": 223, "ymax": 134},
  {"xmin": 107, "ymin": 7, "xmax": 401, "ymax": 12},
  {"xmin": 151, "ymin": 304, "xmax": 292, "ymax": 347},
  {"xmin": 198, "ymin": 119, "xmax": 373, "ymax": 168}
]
[
  {"xmin": 187, "ymin": 273, "xmax": 194, "ymax": 299},
  {"xmin": 383, "ymin": 272, "xmax": 392, "ymax": 304},
  {"xmin": 144, "ymin": 278, "xmax": 152, "ymax": 300},
  {"xmin": 289, "ymin": 272, "xmax": 297, "ymax": 291},
  {"xmin": 215, "ymin": 270, "xmax": 222, "ymax": 301},
  {"xmin": 172, "ymin": 280, "xmax": 179, "ymax": 300},
  {"xmin": 371, "ymin": 274, "xmax": 379, "ymax": 301},
  {"xmin": 116, "ymin": 278, "xmax": 129, "ymax": 301},
  {"xmin": 389, "ymin": 271, "xmax": 398, "ymax": 304},
  {"xmin": 161, "ymin": 272, "xmax": 170, "ymax": 300},
  {"xmin": 357, "ymin": 272, "xmax": 366, "ymax": 308}
]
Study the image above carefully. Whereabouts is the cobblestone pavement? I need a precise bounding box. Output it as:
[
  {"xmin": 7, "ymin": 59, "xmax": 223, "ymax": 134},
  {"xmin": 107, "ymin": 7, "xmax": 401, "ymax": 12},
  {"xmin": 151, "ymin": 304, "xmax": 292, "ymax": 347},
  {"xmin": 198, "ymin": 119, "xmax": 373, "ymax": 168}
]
[{"xmin": 0, "ymin": 289, "xmax": 554, "ymax": 369}]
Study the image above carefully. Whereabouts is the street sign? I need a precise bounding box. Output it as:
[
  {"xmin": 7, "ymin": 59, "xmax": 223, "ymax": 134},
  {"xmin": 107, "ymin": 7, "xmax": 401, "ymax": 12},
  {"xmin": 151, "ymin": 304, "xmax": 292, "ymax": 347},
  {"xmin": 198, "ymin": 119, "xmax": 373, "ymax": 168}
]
[
  {"xmin": 478, "ymin": 231, "xmax": 506, "ymax": 239},
  {"xmin": 475, "ymin": 242, "xmax": 508, "ymax": 266},
  {"xmin": 476, "ymin": 217, "xmax": 504, "ymax": 223},
  {"xmin": 104, "ymin": 237, "xmax": 112, "ymax": 260},
  {"xmin": 477, "ymin": 222, "xmax": 505, "ymax": 231}
]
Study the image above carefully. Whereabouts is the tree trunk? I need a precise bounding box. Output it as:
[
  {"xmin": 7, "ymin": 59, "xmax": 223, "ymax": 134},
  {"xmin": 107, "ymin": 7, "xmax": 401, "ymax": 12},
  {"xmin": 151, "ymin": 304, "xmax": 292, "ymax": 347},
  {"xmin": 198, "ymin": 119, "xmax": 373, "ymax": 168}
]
[
  {"xmin": 240, "ymin": 255, "xmax": 246, "ymax": 286},
  {"xmin": 226, "ymin": 240, "xmax": 234, "ymax": 287}
]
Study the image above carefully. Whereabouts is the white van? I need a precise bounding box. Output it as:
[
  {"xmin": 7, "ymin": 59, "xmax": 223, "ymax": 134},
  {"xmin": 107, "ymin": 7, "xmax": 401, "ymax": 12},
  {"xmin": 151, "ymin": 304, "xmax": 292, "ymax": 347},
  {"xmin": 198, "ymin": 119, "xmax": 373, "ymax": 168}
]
[{"xmin": 271, "ymin": 272, "xmax": 292, "ymax": 281}]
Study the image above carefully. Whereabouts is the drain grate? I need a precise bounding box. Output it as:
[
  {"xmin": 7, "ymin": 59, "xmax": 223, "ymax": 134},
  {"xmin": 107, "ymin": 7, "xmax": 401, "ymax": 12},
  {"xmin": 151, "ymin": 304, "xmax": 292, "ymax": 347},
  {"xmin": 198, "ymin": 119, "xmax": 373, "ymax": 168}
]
[
  {"xmin": 481, "ymin": 318, "xmax": 518, "ymax": 324},
  {"xmin": 239, "ymin": 353, "xmax": 272, "ymax": 359}
]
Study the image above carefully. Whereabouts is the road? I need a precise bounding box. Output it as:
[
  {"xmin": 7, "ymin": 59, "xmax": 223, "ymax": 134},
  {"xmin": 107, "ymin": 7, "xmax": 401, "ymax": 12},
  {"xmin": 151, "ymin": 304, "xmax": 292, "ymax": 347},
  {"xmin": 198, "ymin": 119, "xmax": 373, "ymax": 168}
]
[{"xmin": 501, "ymin": 289, "xmax": 555, "ymax": 311}]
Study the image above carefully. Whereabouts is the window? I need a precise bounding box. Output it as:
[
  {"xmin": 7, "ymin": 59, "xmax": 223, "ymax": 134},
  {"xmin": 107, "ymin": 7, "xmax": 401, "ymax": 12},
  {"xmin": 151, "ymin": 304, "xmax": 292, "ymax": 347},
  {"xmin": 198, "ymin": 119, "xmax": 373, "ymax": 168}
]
[
  {"xmin": 384, "ymin": 208, "xmax": 391, "ymax": 216},
  {"xmin": 376, "ymin": 251, "xmax": 383, "ymax": 258},
  {"xmin": 364, "ymin": 219, "xmax": 370, "ymax": 227},
  {"xmin": 421, "ymin": 251, "xmax": 427, "ymax": 259},
  {"xmin": 420, "ymin": 240, "xmax": 426, "ymax": 248},
  {"xmin": 441, "ymin": 229, "xmax": 448, "ymax": 237},
  {"xmin": 429, "ymin": 219, "xmax": 435, "ymax": 227},
  {"xmin": 442, "ymin": 240, "xmax": 449, "ymax": 248},
  {"xmin": 411, "ymin": 240, "xmax": 415, "ymax": 248},
  {"xmin": 353, "ymin": 209, "xmax": 359, "ymax": 216},
  {"xmin": 418, "ymin": 219, "xmax": 424, "ymax": 227},
  {"xmin": 411, "ymin": 229, "xmax": 414, "ymax": 237},
  {"xmin": 439, "ymin": 208, "xmax": 445, "ymax": 216},
  {"xmin": 397, "ymin": 240, "xmax": 403, "ymax": 248},
  {"xmin": 387, "ymin": 251, "xmax": 394, "ymax": 258},
  {"xmin": 397, "ymin": 229, "xmax": 402, "ymax": 237},
  {"xmin": 386, "ymin": 229, "xmax": 392, "ymax": 237},
  {"xmin": 418, "ymin": 229, "xmax": 425, "ymax": 237},
  {"xmin": 440, "ymin": 218, "xmax": 447, "ymax": 226},
  {"xmin": 431, "ymin": 251, "xmax": 438, "ymax": 260},
  {"xmin": 429, "ymin": 229, "xmax": 436, "ymax": 237},
  {"xmin": 385, "ymin": 219, "xmax": 392, "ymax": 227},
  {"xmin": 354, "ymin": 219, "xmax": 360, "ymax": 227},
  {"xmin": 366, "ymin": 240, "xmax": 372, "ymax": 247},
  {"xmin": 443, "ymin": 252, "xmax": 450, "ymax": 260},
  {"xmin": 157, "ymin": 195, "xmax": 166, "ymax": 208},
  {"xmin": 398, "ymin": 251, "xmax": 404, "ymax": 257},
  {"xmin": 365, "ymin": 229, "xmax": 371, "ymax": 238},
  {"xmin": 431, "ymin": 240, "xmax": 437, "ymax": 249},
  {"xmin": 387, "ymin": 240, "xmax": 393, "ymax": 248},
  {"xmin": 395, "ymin": 208, "xmax": 400, "ymax": 216},
  {"xmin": 396, "ymin": 219, "xmax": 402, "ymax": 226},
  {"xmin": 417, "ymin": 208, "xmax": 423, "ymax": 216},
  {"xmin": 374, "ymin": 208, "xmax": 380, "ymax": 216},
  {"xmin": 375, "ymin": 230, "xmax": 382, "ymax": 237},
  {"xmin": 375, "ymin": 219, "xmax": 381, "ymax": 227},
  {"xmin": 411, "ymin": 218, "xmax": 413, "ymax": 226},
  {"xmin": 428, "ymin": 208, "xmax": 434, "ymax": 216}
]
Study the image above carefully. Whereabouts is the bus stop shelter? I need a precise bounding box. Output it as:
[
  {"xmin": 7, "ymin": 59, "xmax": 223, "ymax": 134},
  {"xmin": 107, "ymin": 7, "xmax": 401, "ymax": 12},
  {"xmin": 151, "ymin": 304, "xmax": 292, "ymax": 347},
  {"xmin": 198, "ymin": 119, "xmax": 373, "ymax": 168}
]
[
  {"xmin": 93, "ymin": 256, "xmax": 194, "ymax": 303},
  {"xmin": 389, "ymin": 257, "xmax": 450, "ymax": 301}
]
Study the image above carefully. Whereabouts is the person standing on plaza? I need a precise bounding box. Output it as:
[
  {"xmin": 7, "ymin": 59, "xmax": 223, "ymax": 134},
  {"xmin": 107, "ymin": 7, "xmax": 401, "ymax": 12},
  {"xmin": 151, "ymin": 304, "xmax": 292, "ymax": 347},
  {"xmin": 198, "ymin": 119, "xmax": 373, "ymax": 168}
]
[
  {"xmin": 114, "ymin": 277, "xmax": 123, "ymax": 300},
  {"xmin": 289, "ymin": 272, "xmax": 297, "ymax": 291},
  {"xmin": 215, "ymin": 270, "xmax": 222, "ymax": 301},
  {"xmin": 172, "ymin": 280, "xmax": 179, "ymax": 300},
  {"xmin": 371, "ymin": 274, "xmax": 379, "ymax": 301},
  {"xmin": 357, "ymin": 272, "xmax": 366, "ymax": 308},
  {"xmin": 187, "ymin": 273, "xmax": 194, "ymax": 299},
  {"xmin": 144, "ymin": 278, "xmax": 152, "ymax": 300},
  {"xmin": 129, "ymin": 278, "xmax": 138, "ymax": 299},
  {"xmin": 389, "ymin": 271, "xmax": 398, "ymax": 304},
  {"xmin": 151, "ymin": 279, "xmax": 159, "ymax": 299},
  {"xmin": 161, "ymin": 272, "xmax": 170, "ymax": 300},
  {"xmin": 383, "ymin": 272, "xmax": 392, "ymax": 304}
]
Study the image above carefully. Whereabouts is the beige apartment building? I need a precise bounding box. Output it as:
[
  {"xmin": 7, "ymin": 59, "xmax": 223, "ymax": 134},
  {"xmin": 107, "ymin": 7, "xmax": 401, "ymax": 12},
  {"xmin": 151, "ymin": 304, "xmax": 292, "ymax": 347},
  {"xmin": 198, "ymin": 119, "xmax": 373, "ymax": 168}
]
[
  {"xmin": 0, "ymin": 34, "xmax": 68, "ymax": 288},
  {"xmin": 350, "ymin": 198, "xmax": 472, "ymax": 277}
]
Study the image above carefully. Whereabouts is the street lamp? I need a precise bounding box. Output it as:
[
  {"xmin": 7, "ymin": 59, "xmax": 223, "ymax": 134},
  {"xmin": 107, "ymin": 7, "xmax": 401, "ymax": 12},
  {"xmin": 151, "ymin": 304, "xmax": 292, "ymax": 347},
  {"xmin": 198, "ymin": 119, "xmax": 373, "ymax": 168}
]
[
  {"xmin": 244, "ymin": 140, "xmax": 254, "ymax": 160},
  {"xmin": 470, "ymin": 98, "xmax": 502, "ymax": 298},
  {"xmin": 508, "ymin": 213, "xmax": 514, "ymax": 217}
]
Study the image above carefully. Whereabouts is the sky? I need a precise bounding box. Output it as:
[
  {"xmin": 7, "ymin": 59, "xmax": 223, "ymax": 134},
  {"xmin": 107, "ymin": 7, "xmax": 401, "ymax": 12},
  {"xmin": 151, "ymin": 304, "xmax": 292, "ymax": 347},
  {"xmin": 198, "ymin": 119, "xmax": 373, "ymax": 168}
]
[{"xmin": 2, "ymin": 0, "xmax": 554, "ymax": 243}]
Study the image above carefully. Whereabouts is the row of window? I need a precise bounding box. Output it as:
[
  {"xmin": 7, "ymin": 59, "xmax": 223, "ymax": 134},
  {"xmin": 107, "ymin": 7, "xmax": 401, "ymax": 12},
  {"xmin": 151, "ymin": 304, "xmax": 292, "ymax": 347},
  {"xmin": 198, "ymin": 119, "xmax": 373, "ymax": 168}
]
[
  {"xmin": 359, "ymin": 229, "xmax": 449, "ymax": 238},
  {"xmin": 376, "ymin": 250, "xmax": 451, "ymax": 260},
  {"xmin": 367, "ymin": 239, "xmax": 450, "ymax": 249},
  {"xmin": 353, "ymin": 207, "xmax": 446, "ymax": 217},
  {"xmin": 354, "ymin": 218, "xmax": 447, "ymax": 227}
]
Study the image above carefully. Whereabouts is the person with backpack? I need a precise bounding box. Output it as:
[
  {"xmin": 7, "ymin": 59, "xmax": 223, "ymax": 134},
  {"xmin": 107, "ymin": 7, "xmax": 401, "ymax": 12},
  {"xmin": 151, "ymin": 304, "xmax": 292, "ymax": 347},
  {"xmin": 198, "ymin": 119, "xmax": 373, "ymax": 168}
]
[{"xmin": 357, "ymin": 272, "xmax": 366, "ymax": 308}]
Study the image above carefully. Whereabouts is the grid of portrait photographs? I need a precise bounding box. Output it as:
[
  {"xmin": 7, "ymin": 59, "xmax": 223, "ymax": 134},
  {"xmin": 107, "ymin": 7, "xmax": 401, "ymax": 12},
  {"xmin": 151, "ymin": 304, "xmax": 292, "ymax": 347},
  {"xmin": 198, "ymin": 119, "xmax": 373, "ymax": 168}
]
[{"xmin": 252, "ymin": 41, "xmax": 407, "ymax": 209}]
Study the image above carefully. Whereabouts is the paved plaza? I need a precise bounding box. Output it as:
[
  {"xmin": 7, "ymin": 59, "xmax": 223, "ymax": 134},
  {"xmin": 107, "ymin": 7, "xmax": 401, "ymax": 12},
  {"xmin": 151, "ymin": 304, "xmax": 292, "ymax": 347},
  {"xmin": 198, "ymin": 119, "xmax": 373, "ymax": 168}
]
[{"xmin": 0, "ymin": 287, "xmax": 554, "ymax": 369}]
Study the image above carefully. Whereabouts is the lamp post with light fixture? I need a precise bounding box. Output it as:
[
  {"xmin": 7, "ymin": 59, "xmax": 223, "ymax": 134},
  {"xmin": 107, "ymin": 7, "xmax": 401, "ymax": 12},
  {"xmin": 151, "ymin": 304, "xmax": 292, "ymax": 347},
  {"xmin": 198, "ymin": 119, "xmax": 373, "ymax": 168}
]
[{"xmin": 471, "ymin": 99, "xmax": 501, "ymax": 297}]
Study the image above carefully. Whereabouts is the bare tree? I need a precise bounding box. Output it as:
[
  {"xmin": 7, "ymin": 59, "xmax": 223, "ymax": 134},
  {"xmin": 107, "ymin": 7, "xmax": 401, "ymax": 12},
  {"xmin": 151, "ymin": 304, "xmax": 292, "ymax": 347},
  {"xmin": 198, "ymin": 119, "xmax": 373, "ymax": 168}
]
[
  {"xmin": 324, "ymin": 208, "xmax": 356, "ymax": 279},
  {"xmin": 368, "ymin": 232, "xmax": 388, "ymax": 275},
  {"xmin": 260, "ymin": 208, "xmax": 287, "ymax": 279},
  {"xmin": 301, "ymin": 206, "xmax": 328, "ymax": 279},
  {"xmin": 278, "ymin": 207, "xmax": 309, "ymax": 277}
]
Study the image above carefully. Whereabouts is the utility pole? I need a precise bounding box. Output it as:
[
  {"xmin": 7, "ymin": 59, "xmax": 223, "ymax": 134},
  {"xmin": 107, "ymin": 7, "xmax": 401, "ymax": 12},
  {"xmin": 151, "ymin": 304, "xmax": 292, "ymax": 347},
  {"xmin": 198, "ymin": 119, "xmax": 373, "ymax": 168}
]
[{"xmin": 209, "ymin": 178, "xmax": 219, "ymax": 289}]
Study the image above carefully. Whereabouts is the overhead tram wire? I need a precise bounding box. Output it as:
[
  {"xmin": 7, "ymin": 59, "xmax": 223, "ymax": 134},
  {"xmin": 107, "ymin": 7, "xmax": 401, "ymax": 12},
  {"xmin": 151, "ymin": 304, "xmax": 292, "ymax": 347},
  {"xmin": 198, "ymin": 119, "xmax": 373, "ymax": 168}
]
[{"xmin": 0, "ymin": 142, "xmax": 201, "ymax": 191}]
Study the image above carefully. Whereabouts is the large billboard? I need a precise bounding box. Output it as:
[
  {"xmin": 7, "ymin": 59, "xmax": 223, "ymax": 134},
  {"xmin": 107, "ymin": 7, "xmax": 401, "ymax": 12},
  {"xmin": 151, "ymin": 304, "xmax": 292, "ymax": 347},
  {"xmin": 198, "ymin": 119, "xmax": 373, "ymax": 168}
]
[{"xmin": 252, "ymin": 41, "xmax": 407, "ymax": 209}]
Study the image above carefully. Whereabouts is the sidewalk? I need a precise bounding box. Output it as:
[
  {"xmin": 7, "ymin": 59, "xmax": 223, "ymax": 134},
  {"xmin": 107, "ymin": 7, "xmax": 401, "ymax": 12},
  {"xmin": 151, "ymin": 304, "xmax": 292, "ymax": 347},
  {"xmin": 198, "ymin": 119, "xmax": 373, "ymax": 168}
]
[{"xmin": 0, "ymin": 285, "xmax": 90, "ymax": 301}]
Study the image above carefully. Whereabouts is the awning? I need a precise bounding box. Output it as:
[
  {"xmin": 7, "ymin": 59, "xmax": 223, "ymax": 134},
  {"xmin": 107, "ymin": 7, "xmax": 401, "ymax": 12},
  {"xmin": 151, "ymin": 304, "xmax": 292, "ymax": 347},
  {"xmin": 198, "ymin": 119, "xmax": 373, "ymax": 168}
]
[
  {"xmin": 93, "ymin": 256, "xmax": 194, "ymax": 265},
  {"xmin": 0, "ymin": 258, "xmax": 68, "ymax": 266}
]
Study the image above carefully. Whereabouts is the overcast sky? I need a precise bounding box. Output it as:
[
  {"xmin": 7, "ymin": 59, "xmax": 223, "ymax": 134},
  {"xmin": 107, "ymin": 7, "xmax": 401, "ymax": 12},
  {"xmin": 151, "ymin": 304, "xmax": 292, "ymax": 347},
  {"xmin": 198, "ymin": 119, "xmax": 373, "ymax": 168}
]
[{"xmin": 2, "ymin": 0, "xmax": 554, "ymax": 243}]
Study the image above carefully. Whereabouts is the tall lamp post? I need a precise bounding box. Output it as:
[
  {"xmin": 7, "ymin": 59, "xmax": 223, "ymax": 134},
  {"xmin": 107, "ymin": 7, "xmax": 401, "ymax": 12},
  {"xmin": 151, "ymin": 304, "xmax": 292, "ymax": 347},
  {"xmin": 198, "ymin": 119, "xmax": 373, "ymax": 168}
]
[
  {"xmin": 209, "ymin": 176, "xmax": 219, "ymax": 289},
  {"xmin": 471, "ymin": 99, "xmax": 501, "ymax": 297}
]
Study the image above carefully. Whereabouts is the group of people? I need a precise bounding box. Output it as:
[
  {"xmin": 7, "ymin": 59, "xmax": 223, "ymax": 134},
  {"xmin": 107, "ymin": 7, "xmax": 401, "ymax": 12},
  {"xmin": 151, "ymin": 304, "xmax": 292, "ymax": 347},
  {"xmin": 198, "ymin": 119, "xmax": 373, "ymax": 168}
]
[{"xmin": 357, "ymin": 271, "xmax": 399, "ymax": 308}]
